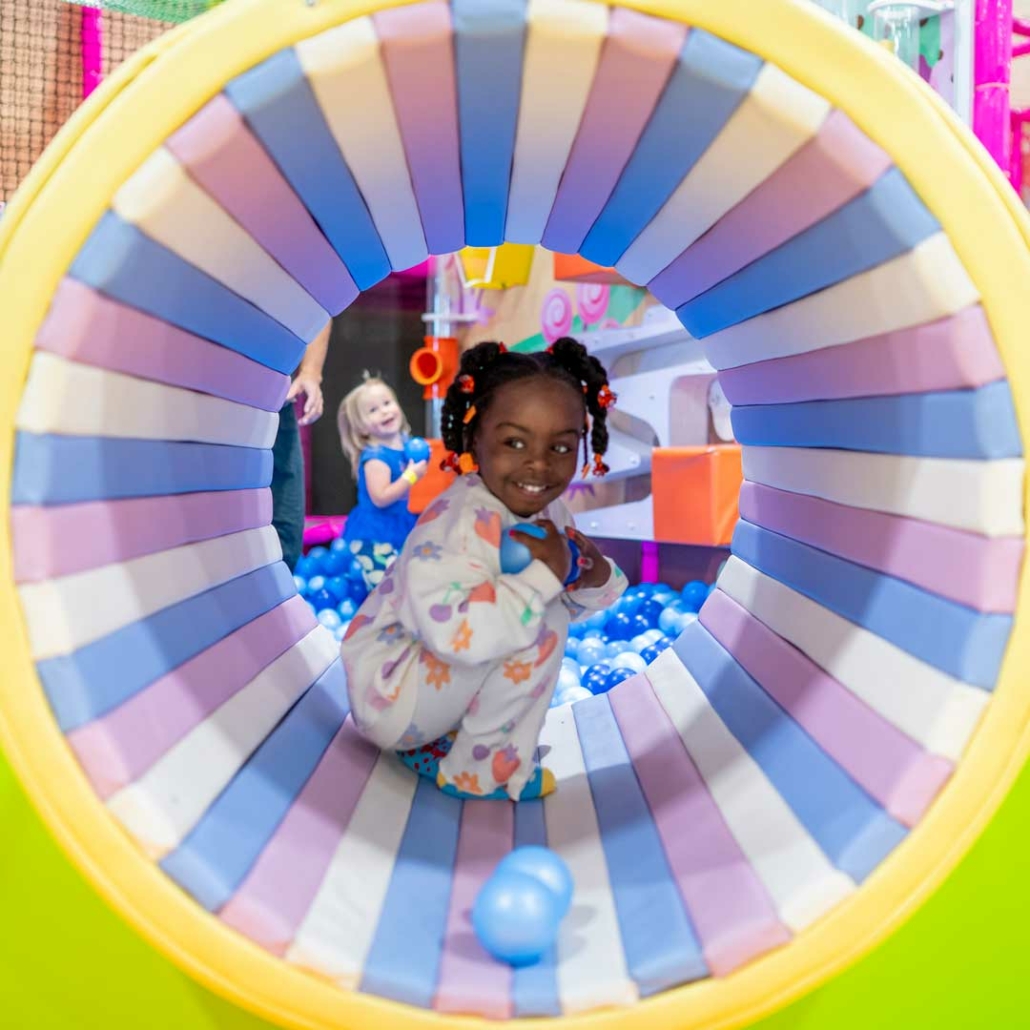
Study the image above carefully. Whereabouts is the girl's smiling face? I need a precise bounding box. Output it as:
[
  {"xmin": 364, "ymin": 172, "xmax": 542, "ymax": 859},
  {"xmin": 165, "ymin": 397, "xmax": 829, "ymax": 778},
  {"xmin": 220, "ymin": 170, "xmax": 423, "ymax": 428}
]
[
  {"xmin": 472, "ymin": 376, "xmax": 584, "ymax": 517},
  {"xmin": 358, "ymin": 383, "xmax": 403, "ymax": 442}
]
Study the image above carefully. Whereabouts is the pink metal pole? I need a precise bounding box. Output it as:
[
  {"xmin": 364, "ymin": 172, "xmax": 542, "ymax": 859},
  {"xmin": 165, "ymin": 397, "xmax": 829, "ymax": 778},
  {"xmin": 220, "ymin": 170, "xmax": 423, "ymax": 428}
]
[
  {"xmin": 81, "ymin": 6, "xmax": 104, "ymax": 100},
  {"xmin": 973, "ymin": 0, "xmax": 1014, "ymax": 175}
]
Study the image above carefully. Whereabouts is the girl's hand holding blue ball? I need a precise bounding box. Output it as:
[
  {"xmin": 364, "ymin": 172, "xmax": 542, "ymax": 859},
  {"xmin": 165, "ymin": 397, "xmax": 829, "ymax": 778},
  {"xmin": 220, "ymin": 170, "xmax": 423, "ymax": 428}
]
[
  {"xmin": 505, "ymin": 519, "xmax": 573, "ymax": 585},
  {"xmin": 403, "ymin": 436, "xmax": 432, "ymax": 464}
]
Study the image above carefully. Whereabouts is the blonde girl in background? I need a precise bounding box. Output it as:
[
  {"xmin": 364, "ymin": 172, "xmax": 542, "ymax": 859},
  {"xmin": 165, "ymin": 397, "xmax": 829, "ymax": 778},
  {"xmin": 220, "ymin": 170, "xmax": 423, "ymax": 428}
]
[{"xmin": 338, "ymin": 373, "xmax": 427, "ymax": 590}]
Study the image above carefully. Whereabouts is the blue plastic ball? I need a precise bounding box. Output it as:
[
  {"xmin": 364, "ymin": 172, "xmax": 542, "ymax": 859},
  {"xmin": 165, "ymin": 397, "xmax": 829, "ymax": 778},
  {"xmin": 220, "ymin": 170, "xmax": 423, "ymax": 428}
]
[
  {"xmin": 681, "ymin": 580, "xmax": 709, "ymax": 612},
  {"xmin": 576, "ymin": 639, "xmax": 607, "ymax": 668},
  {"xmin": 499, "ymin": 522, "xmax": 545, "ymax": 575},
  {"xmin": 325, "ymin": 575, "xmax": 349, "ymax": 602},
  {"xmin": 658, "ymin": 606, "xmax": 682, "ymax": 636},
  {"xmin": 582, "ymin": 662, "xmax": 612, "ymax": 693},
  {"xmin": 337, "ymin": 599, "xmax": 358, "ymax": 620},
  {"xmin": 292, "ymin": 575, "xmax": 308, "ymax": 596},
  {"xmin": 495, "ymin": 846, "xmax": 574, "ymax": 919},
  {"xmin": 640, "ymin": 637, "xmax": 673, "ymax": 664},
  {"xmin": 345, "ymin": 556, "xmax": 366, "ymax": 582},
  {"xmin": 606, "ymin": 612, "xmax": 635, "ymax": 641},
  {"xmin": 559, "ymin": 685, "xmax": 592, "ymax": 706},
  {"xmin": 294, "ymin": 555, "xmax": 318, "ymax": 580},
  {"xmin": 317, "ymin": 609, "xmax": 342, "ymax": 631},
  {"xmin": 564, "ymin": 638, "xmax": 581, "ymax": 659},
  {"xmin": 560, "ymin": 657, "xmax": 580, "ymax": 678},
  {"xmin": 567, "ymin": 622, "xmax": 585, "ymax": 639},
  {"xmin": 557, "ymin": 667, "xmax": 581, "ymax": 695},
  {"xmin": 581, "ymin": 627, "xmax": 604, "ymax": 640},
  {"xmin": 584, "ymin": 611, "xmax": 607, "ymax": 632},
  {"xmin": 404, "ymin": 436, "xmax": 432, "ymax": 464},
  {"xmin": 602, "ymin": 666, "xmax": 637, "ymax": 693},
  {"xmin": 611, "ymin": 651, "xmax": 647, "ymax": 674},
  {"xmin": 330, "ymin": 536, "xmax": 349, "ymax": 553},
  {"xmin": 324, "ymin": 548, "xmax": 351, "ymax": 577},
  {"xmin": 309, "ymin": 588, "xmax": 336, "ymax": 612},
  {"xmin": 628, "ymin": 613, "xmax": 652, "ymax": 638},
  {"xmin": 307, "ymin": 545, "xmax": 330, "ymax": 569},
  {"xmin": 472, "ymin": 871, "xmax": 561, "ymax": 967},
  {"xmin": 639, "ymin": 598, "xmax": 665, "ymax": 625},
  {"xmin": 605, "ymin": 640, "xmax": 632, "ymax": 659},
  {"xmin": 307, "ymin": 575, "xmax": 327, "ymax": 595},
  {"xmin": 618, "ymin": 594, "xmax": 644, "ymax": 617}
]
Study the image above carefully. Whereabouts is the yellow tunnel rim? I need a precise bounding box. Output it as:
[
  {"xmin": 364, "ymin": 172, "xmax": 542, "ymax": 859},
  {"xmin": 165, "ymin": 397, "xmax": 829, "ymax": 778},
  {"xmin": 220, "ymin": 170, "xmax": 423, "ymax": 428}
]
[{"xmin": 1, "ymin": 2, "xmax": 1029, "ymax": 1029}]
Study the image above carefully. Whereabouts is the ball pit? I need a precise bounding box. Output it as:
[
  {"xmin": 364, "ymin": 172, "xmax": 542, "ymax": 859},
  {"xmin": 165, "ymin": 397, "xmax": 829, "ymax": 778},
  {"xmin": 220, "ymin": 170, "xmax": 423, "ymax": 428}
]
[{"xmin": 295, "ymin": 544, "xmax": 714, "ymax": 707}]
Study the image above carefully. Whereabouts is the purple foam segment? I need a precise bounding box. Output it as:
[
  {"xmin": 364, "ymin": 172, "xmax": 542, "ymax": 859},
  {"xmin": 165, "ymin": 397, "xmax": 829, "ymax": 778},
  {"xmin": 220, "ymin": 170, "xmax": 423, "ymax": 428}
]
[
  {"xmin": 219, "ymin": 718, "xmax": 380, "ymax": 955},
  {"xmin": 433, "ymin": 800, "xmax": 515, "ymax": 1020},
  {"xmin": 65, "ymin": 596, "xmax": 315, "ymax": 800},
  {"xmin": 167, "ymin": 94, "xmax": 358, "ymax": 317},
  {"xmin": 375, "ymin": 2, "xmax": 466, "ymax": 255},
  {"xmin": 649, "ymin": 111, "xmax": 893, "ymax": 310},
  {"xmin": 700, "ymin": 590, "xmax": 955, "ymax": 828},
  {"xmin": 12, "ymin": 433, "xmax": 272, "ymax": 507},
  {"xmin": 738, "ymin": 482, "xmax": 1024, "ymax": 614},
  {"xmin": 609, "ymin": 674, "xmax": 791, "ymax": 976},
  {"xmin": 717, "ymin": 306, "xmax": 1006, "ymax": 406},
  {"xmin": 34, "ymin": 279, "xmax": 290, "ymax": 412},
  {"xmin": 11, "ymin": 489, "xmax": 271, "ymax": 584},
  {"xmin": 541, "ymin": 9, "xmax": 686, "ymax": 256}
]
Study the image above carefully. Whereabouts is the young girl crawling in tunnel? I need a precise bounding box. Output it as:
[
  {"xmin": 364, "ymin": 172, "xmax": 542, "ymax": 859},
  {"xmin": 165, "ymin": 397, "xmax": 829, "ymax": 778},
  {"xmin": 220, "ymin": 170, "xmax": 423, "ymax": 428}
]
[{"xmin": 341, "ymin": 338, "xmax": 626, "ymax": 801}]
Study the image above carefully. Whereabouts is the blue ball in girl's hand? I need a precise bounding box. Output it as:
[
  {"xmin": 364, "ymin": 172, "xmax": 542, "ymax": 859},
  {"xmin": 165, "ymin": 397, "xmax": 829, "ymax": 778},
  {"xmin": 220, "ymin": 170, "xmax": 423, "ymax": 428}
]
[
  {"xmin": 494, "ymin": 846, "xmax": 574, "ymax": 919},
  {"xmin": 472, "ymin": 871, "xmax": 562, "ymax": 967},
  {"xmin": 404, "ymin": 436, "xmax": 432, "ymax": 464},
  {"xmin": 681, "ymin": 580, "xmax": 709, "ymax": 612},
  {"xmin": 499, "ymin": 523, "xmax": 547, "ymax": 575}
]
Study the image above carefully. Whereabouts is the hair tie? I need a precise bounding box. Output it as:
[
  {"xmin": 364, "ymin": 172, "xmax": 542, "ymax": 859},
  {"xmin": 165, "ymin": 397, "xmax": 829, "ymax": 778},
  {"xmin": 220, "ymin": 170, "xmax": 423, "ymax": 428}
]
[
  {"xmin": 440, "ymin": 451, "xmax": 461, "ymax": 473},
  {"xmin": 592, "ymin": 453, "xmax": 610, "ymax": 477},
  {"xmin": 462, "ymin": 404, "xmax": 477, "ymax": 425},
  {"xmin": 457, "ymin": 373, "xmax": 475, "ymax": 394},
  {"xmin": 597, "ymin": 385, "xmax": 617, "ymax": 409},
  {"xmin": 497, "ymin": 343, "xmax": 507, "ymax": 353}
]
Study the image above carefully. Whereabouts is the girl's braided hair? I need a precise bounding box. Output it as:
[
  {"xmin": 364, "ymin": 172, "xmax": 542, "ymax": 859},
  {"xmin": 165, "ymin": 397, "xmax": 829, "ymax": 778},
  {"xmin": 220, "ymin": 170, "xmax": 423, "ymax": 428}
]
[{"xmin": 440, "ymin": 337, "xmax": 614, "ymax": 475}]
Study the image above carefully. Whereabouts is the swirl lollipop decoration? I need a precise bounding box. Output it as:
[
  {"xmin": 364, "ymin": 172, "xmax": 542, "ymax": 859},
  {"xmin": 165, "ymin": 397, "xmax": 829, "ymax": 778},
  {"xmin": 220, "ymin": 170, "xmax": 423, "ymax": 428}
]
[
  {"xmin": 540, "ymin": 287, "xmax": 573, "ymax": 343},
  {"xmin": 576, "ymin": 282, "xmax": 610, "ymax": 326}
]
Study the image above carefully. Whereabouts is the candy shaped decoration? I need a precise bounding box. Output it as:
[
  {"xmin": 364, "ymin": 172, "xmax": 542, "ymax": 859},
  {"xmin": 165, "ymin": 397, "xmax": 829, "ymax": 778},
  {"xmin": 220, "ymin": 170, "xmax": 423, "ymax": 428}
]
[{"xmin": 404, "ymin": 436, "xmax": 432, "ymax": 464}]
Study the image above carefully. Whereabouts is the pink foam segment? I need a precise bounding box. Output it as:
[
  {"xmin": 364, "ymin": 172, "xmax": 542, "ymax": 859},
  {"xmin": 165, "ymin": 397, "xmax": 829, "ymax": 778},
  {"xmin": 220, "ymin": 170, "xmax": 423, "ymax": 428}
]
[
  {"xmin": 65, "ymin": 597, "xmax": 316, "ymax": 799},
  {"xmin": 541, "ymin": 8, "xmax": 686, "ymax": 255},
  {"xmin": 701, "ymin": 591, "xmax": 955, "ymax": 828},
  {"xmin": 11, "ymin": 489, "xmax": 272, "ymax": 584},
  {"xmin": 219, "ymin": 718, "xmax": 380, "ymax": 954},
  {"xmin": 375, "ymin": 1, "xmax": 465, "ymax": 255},
  {"xmin": 649, "ymin": 111, "xmax": 893, "ymax": 310},
  {"xmin": 717, "ymin": 307, "xmax": 1006, "ymax": 407},
  {"xmin": 609, "ymin": 674, "xmax": 791, "ymax": 976},
  {"xmin": 166, "ymin": 94, "xmax": 358, "ymax": 316},
  {"xmin": 739, "ymin": 481, "xmax": 1024, "ymax": 614},
  {"xmin": 433, "ymin": 799, "xmax": 514, "ymax": 1019},
  {"xmin": 34, "ymin": 278, "xmax": 290, "ymax": 412}
]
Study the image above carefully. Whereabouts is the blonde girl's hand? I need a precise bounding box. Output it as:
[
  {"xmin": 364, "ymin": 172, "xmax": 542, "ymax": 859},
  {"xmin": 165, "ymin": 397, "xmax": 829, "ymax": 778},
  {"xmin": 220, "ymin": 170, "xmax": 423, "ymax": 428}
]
[
  {"xmin": 401, "ymin": 460, "xmax": 428, "ymax": 486},
  {"xmin": 565, "ymin": 526, "xmax": 608, "ymax": 590},
  {"xmin": 510, "ymin": 519, "xmax": 572, "ymax": 584}
]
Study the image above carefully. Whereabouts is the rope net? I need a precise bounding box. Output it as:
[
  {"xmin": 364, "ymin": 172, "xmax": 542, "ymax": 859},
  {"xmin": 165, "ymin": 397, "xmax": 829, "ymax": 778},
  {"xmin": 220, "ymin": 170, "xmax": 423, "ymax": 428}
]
[{"xmin": 0, "ymin": 0, "xmax": 176, "ymax": 205}]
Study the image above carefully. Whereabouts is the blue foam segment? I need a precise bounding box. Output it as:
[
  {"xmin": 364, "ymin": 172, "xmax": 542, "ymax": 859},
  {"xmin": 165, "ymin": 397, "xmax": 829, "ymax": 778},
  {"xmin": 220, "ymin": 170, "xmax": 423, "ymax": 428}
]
[
  {"xmin": 732, "ymin": 520, "xmax": 1012, "ymax": 689},
  {"xmin": 359, "ymin": 777, "xmax": 462, "ymax": 1007},
  {"xmin": 69, "ymin": 211, "xmax": 307, "ymax": 374},
  {"xmin": 224, "ymin": 51, "xmax": 392, "ymax": 290},
  {"xmin": 677, "ymin": 168, "xmax": 941, "ymax": 337},
  {"xmin": 453, "ymin": 0, "xmax": 528, "ymax": 246},
  {"xmin": 574, "ymin": 696, "xmax": 708, "ymax": 994},
  {"xmin": 39, "ymin": 565, "xmax": 296, "ymax": 732},
  {"xmin": 11, "ymin": 433, "xmax": 272, "ymax": 506},
  {"xmin": 731, "ymin": 381, "xmax": 1022, "ymax": 460},
  {"xmin": 579, "ymin": 31, "xmax": 761, "ymax": 269},
  {"xmin": 512, "ymin": 801, "xmax": 560, "ymax": 1018},
  {"xmin": 672, "ymin": 621, "xmax": 907, "ymax": 881},
  {"xmin": 160, "ymin": 659, "xmax": 349, "ymax": 910}
]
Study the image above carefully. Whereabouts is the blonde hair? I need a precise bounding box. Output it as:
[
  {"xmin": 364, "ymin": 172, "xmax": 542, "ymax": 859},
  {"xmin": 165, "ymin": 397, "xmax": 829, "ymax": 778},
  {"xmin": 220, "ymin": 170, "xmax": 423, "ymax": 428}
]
[{"xmin": 337, "ymin": 373, "xmax": 411, "ymax": 476}]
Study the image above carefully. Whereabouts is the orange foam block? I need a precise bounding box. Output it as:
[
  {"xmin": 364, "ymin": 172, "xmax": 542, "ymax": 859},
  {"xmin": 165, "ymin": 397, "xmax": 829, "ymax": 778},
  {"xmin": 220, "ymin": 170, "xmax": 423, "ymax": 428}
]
[
  {"xmin": 407, "ymin": 438, "xmax": 456, "ymax": 514},
  {"xmin": 652, "ymin": 445, "xmax": 743, "ymax": 546}
]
